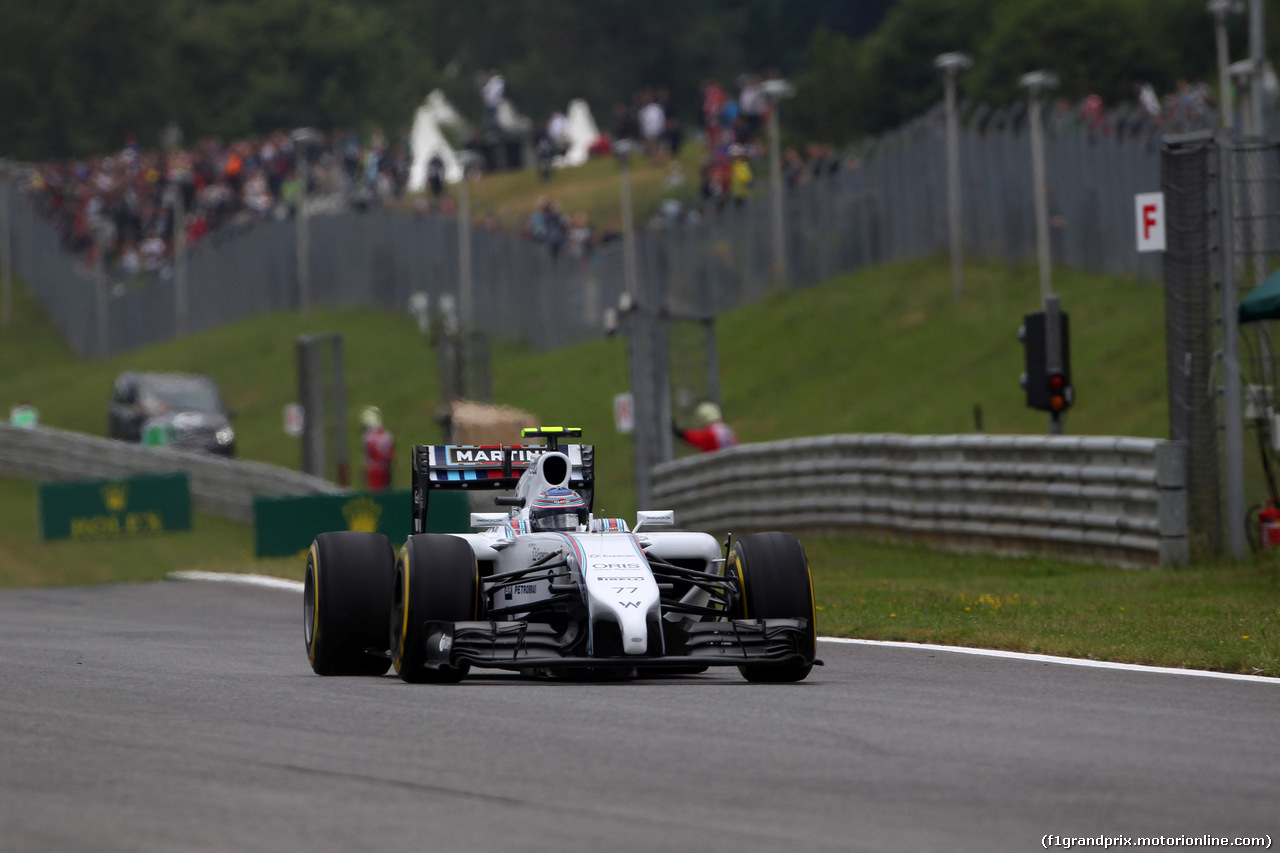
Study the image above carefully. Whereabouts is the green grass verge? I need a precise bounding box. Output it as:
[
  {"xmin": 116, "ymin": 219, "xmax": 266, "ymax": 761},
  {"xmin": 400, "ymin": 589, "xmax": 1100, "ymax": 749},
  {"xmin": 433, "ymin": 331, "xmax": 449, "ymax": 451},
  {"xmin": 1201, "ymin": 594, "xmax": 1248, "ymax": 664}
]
[
  {"xmin": 0, "ymin": 476, "xmax": 295, "ymax": 587},
  {"xmin": 806, "ymin": 536, "xmax": 1280, "ymax": 677}
]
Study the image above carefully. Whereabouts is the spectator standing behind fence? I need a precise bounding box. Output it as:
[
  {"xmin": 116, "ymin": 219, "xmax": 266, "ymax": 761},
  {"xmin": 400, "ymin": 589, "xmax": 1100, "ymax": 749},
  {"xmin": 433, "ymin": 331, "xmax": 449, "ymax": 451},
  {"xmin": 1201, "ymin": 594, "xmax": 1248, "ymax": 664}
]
[
  {"xmin": 701, "ymin": 80, "xmax": 728, "ymax": 147},
  {"xmin": 361, "ymin": 406, "xmax": 394, "ymax": 491},
  {"xmin": 674, "ymin": 402, "xmax": 739, "ymax": 453},
  {"xmin": 729, "ymin": 150, "xmax": 753, "ymax": 205},
  {"xmin": 638, "ymin": 93, "xmax": 667, "ymax": 162},
  {"xmin": 483, "ymin": 70, "xmax": 505, "ymax": 132},
  {"xmin": 738, "ymin": 74, "xmax": 766, "ymax": 143},
  {"xmin": 525, "ymin": 196, "xmax": 568, "ymax": 258},
  {"xmin": 427, "ymin": 150, "xmax": 445, "ymax": 204}
]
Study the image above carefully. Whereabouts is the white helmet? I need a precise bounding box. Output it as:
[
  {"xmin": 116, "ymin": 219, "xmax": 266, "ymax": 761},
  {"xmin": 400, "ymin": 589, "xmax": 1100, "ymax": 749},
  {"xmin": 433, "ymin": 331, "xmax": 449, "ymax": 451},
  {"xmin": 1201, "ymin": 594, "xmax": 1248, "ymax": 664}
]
[
  {"xmin": 694, "ymin": 401, "xmax": 722, "ymax": 427},
  {"xmin": 360, "ymin": 406, "xmax": 383, "ymax": 429}
]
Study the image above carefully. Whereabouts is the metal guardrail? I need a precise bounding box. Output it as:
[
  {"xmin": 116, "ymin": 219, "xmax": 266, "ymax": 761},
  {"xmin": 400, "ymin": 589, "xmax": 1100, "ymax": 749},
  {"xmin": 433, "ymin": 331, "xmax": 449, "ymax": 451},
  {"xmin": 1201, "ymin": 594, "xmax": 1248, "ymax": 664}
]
[
  {"xmin": 2, "ymin": 424, "xmax": 1190, "ymax": 565},
  {"xmin": 0, "ymin": 423, "xmax": 341, "ymax": 522},
  {"xmin": 651, "ymin": 434, "xmax": 1189, "ymax": 567}
]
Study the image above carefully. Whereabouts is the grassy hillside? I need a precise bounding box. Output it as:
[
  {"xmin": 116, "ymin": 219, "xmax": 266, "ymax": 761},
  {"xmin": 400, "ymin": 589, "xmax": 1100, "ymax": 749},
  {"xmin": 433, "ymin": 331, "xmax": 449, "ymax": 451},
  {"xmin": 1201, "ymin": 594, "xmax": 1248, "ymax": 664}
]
[
  {"xmin": 0, "ymin": 254, "xmax": 1168, "ymax": 519},
  {"xmin": 462, "ymin": 141, "xmax": 707, "ymax": 233}
]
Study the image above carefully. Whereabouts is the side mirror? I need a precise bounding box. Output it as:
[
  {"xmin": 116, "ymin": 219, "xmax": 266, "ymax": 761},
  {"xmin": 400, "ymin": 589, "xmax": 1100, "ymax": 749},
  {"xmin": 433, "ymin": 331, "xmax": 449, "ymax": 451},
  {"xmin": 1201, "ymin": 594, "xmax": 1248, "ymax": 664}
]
[{"xmin": 634, "ymin": 510, "xmax": 675, "ymax": 532}]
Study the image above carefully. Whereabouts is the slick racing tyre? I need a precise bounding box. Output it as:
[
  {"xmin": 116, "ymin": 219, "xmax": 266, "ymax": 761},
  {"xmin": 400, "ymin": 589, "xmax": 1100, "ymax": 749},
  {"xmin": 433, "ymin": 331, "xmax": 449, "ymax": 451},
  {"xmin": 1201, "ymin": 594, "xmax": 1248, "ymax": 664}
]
[
  {"xmin": 728, "ymin": 532, "xmax": 817, "ymax": 683},
  {"xmin": 305, "ymin": 532, "xmax": 395, "ymax": 676},
  {"xmin": 392, "ymin": 534, "xmax": 479, "ymax": 683}
]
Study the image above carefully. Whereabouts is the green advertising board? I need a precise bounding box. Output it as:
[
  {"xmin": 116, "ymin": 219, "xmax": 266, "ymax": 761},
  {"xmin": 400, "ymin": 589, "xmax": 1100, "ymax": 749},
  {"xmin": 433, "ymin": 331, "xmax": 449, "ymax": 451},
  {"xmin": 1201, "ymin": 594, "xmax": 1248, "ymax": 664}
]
[
  {"xmin": 253, "ymin": 489, "xmax": 472, "ymax": 558},
  {"xmin": 39, "ymin": 472, "xmax": 192, "ymax": 541}
]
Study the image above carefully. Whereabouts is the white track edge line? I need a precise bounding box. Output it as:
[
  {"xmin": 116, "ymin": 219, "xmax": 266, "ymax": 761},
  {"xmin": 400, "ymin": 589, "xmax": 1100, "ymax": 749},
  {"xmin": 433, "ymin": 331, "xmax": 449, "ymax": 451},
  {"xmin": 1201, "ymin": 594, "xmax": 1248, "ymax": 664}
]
[
  {"xmin": 821, "ymin": 637, "xmax": 1278, "ymax": 684},
  {"xmin": 166, "ymin": 571, "xmax": 1276, "ymax": 684}
]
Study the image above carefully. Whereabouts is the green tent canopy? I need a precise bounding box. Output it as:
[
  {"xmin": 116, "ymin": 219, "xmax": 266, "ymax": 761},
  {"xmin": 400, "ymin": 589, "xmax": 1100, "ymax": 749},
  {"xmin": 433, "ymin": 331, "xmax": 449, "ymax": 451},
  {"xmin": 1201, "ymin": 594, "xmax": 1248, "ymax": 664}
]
[{"xmin": 1239, "ymin": 268, "xmax": 1280, "ymax": 324}]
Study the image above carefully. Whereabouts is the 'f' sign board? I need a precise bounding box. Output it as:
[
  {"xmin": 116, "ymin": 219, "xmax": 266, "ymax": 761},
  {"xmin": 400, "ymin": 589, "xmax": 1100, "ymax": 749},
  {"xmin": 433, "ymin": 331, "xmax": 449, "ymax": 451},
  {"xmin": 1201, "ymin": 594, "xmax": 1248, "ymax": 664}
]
[{"xmin": 1135, "ymin": 192, "xmax": 1165, "ymax": 253}]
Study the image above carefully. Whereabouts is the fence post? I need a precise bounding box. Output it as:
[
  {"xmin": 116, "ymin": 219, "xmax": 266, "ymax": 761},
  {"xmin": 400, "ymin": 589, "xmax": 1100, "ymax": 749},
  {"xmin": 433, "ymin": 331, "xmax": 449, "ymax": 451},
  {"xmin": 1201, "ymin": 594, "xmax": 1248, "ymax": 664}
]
[
  {"xmin": 1217, "ymin": 131, "xmax": 1248, "ymax": 559},
  {"xmin": 0, "ymin": 172, "xmax": 10, "ymax": 328},
  {"xmin": 94, "ymin": 230, "xmax": 109, "ymax": 358},
  {"xmin": 1156, "ymin": 440, "xmax": 1190, "ymax": 566}
]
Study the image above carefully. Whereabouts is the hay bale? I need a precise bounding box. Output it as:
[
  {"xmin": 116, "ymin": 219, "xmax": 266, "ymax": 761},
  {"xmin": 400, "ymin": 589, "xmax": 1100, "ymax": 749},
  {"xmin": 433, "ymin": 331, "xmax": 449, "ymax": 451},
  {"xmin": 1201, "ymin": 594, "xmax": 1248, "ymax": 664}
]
[{"xmin": 447, "ymin": 401, "xmax": 539, "ymax": 446}]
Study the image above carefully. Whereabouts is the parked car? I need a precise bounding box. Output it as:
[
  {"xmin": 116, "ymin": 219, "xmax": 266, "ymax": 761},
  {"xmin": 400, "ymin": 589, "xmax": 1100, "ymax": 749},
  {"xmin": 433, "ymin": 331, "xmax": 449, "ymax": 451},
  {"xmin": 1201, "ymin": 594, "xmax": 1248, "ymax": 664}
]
[
  {"xmin": 304, "ymin": 427, "xmax": 819, "ymax": 683},
  {"xmin": 108, "ymin": 372, "xmax": 236, "ymax": 456}
]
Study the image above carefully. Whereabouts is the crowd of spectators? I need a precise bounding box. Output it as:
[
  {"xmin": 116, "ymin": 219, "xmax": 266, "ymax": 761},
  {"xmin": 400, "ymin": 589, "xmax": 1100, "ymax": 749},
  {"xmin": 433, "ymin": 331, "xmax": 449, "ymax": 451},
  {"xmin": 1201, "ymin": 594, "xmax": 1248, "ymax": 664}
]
[
  {"xmin": 1046, "ymin": 79, "xmax": 1215, "ymax": 147},
  {"xmin": 695, "ymin": 73, "xmax": 781, "ymax": 210},
  {"xmin": 26, "ymin": 128, "xmax": 412, "ymax": 279},
  {"xmin": 22, "ymin": 68, "xmax": 843, "ymax": 274},
  {"xmin": 605, "ymin": 87, "xmax": 684, "ymax": 164},
  {"xmin": 517, "ymin": 70, "xmax": 844, "ymax": 257},
  {"xmin": 18, "ymin": 67, "xmax": 1236, "ymax": 281}
]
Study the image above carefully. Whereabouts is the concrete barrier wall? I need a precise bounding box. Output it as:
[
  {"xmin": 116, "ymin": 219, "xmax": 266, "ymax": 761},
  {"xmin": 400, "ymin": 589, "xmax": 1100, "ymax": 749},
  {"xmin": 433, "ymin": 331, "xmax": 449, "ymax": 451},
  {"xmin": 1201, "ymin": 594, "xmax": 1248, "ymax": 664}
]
[
  {"xmin": 651, "ymin": 434, "xmax": 1189, "ymax": 567},
  {"xmin": 0, "ymin": 423, "xmax": 341, "ymax": 522}
]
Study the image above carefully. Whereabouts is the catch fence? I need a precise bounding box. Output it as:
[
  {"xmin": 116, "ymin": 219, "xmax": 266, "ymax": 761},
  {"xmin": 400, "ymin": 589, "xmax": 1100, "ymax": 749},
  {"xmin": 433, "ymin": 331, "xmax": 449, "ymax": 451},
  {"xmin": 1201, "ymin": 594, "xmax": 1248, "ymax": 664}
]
[{"xmin": 3, "ymin": 100, "xmax": 1174, "ymax": 359}]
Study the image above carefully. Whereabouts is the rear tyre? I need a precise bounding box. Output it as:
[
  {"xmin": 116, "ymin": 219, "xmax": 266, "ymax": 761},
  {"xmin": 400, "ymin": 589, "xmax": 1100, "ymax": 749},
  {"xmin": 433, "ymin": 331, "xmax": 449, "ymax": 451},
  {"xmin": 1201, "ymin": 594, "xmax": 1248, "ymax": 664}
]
[
  {"xmin": 392, "ymin": 534, "xmax": 478, "ymax": 683},
  {"xmin": 728, "ymin": 532, "xmax": 816, "ymax": 683},
  {"xmin": 305, "ymin": 532, "xmax": 395, "ymax": 676}
]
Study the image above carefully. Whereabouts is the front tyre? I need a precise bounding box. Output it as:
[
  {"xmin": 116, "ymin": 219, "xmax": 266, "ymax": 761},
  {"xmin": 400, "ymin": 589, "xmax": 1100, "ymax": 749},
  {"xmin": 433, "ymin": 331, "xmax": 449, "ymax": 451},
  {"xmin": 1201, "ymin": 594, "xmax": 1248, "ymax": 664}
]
[
  {"xmin": 305, "ymin": 532, "xmax": 395, "ymax": 676},
  {"xmin": 728, "ymin": 532, "xmax": 817, "ymax": 683},
  {"xmin": 392, "ymin": 534, "xmax": 479, "ymax": 683}
]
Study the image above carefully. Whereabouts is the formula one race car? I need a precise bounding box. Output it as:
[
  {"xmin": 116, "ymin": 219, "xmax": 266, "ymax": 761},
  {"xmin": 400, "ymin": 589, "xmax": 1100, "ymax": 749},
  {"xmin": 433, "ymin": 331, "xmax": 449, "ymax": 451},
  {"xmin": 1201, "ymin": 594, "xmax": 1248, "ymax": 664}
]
[{"xmin": 304, "ymin": 427, "xmax": 819, "ymax": 683}]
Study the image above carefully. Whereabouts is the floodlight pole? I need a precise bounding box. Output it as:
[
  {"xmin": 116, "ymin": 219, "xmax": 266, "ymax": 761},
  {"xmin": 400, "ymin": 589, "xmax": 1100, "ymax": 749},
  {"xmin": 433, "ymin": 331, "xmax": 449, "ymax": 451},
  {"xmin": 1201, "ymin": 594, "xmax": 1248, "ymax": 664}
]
[
  {"xmin": 616, "ymin": 141, "xmax": 639, "ymax": 303},
  {"xmin": 1021, "ymin": 70, "xmax": 1058, "ymax": 307},
  {"xmin": 1217, "ymin": 130, "xmax": 1248, "ymax": 559},
  {"xmin": 762, "ymin": 79, "xmax": 795, "ymax": 289},
  {"xmin": 615, "ymin": 140, "xmax": 656, "ymax": 509},
  {"xmin": 0, "ymin": 164, "xmax": 11, "ymax": 330},
  {"xmin": 1249, "ymin": 0, "xmax": 1266, "ymax": 134},
  {"xmin": 292, "ymin": 128, "xmax": 319, "ymax": 316},
  {"xmin": 1231, "ymin": 60, "xmax": 1258, "ymax": 136},
  {"xmin": 457, "ymin": 153, "xmax": 475, "ymax": 339},
  {"xmin": 935, "ymin": 52, "xmax": 972, "ymax": 302},
  {"xmin": 163, "ymin": 121, "xmax": 188, "ymax": 337},
  {"xmin": 1209, "ymin": 1, "xmax": 1244, "ymax": 129}
]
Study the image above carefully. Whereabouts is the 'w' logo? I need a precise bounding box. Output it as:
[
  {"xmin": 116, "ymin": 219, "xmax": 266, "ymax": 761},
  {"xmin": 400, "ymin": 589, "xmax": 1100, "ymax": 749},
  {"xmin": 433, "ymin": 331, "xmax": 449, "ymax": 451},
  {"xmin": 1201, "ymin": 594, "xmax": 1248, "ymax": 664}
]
[{"xmin": 619, "ymin": 601, "xmax": 642, "ymax": 608}]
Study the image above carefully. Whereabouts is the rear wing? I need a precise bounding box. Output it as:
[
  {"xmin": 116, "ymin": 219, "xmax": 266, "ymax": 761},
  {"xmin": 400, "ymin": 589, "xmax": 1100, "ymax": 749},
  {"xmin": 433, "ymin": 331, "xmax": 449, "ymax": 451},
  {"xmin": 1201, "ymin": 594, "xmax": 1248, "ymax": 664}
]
[{"xmin": 411, "ymin": 442, "xmax": 595, "ymax": 533}]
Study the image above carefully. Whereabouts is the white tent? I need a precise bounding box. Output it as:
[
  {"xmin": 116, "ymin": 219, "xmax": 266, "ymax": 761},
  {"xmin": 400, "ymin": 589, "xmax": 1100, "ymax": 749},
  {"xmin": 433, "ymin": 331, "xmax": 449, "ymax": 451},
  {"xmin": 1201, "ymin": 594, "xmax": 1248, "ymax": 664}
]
[
  {"xmin": 408, "ymin": 90, "xmax": 468, "ymax": 191},
  {"xmin": 557, "ymin": 99, "xmax": 600, "ymax": 168}
]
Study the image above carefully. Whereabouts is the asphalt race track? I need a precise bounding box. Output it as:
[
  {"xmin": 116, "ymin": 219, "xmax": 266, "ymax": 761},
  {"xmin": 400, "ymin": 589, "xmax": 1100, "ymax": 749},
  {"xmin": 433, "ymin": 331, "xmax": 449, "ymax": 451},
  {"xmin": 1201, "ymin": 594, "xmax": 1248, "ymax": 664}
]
[{"xmin": 1, "ymin": 581, "xmax": 1277, "ymax": 853}]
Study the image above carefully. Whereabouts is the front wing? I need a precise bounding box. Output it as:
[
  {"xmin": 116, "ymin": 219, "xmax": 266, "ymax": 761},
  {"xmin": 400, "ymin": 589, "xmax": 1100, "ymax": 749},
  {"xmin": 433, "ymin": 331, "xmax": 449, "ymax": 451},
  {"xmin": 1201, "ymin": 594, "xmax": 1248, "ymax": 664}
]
[{"xmin": 420, "ymin": 618, "xmax": 817, "ymax": 672}]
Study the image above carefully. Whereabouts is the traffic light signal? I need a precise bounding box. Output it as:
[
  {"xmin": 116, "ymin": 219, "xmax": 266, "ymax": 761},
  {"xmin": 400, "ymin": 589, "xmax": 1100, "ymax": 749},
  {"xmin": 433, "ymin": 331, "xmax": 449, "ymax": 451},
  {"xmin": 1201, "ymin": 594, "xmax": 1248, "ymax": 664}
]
[{"xmin": 1018, "ymin": 305, "xmax": 1072, "ymax": 414}]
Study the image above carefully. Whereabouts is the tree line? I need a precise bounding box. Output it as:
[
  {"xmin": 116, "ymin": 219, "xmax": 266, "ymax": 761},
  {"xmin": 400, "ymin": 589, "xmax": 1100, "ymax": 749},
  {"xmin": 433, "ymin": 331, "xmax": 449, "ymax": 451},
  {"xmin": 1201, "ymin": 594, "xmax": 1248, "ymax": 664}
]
[
  {"xmin": 1, "ymin": 0, "xmax": 1276, "ymax": 161},
  {"xmin": 790, "ymin": 0, "xmax": 1280, "ymax": 144},
  {"xmin": 0, "ymin": 0, "xmax": 890, "ymax": 160}
]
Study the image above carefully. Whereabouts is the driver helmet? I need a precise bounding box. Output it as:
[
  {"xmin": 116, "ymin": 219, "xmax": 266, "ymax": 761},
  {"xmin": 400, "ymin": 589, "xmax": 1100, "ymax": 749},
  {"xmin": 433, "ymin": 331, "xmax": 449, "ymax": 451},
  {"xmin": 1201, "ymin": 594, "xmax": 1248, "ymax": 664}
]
[
  {"xmin": 360, "ymin": 405, "xmax": 383, "ymax": 429},
  {"xmin": 529, "ymin": 487, "xmax": 587, "ymax": 531}
]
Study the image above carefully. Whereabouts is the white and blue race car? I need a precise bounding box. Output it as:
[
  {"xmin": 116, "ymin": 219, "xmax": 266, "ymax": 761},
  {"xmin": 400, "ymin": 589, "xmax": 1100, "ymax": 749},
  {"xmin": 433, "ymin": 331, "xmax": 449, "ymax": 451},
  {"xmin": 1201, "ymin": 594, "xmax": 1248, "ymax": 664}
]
[{"xmin": 304, "ymin": 427, "xmax": 818, "ymax": 682}]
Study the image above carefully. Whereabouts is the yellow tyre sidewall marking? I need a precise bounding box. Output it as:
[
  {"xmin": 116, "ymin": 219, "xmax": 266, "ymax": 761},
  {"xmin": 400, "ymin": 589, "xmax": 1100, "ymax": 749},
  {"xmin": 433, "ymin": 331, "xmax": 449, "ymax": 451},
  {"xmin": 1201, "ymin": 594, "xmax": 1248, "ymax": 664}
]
[
  {"xmin": 804, "ymin": 556, "xmax": 817, "ymax": 656},
  {"xmin": 729, "ymin": 549, "xmax": 747, "ymax": 619},
  {"xmin": 393, "ymin": 547, "xmax": 411, "ymax": 672},
  {"xmin": 306, "ymin": 544, "xmax": 320, "ymax": 666}
]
